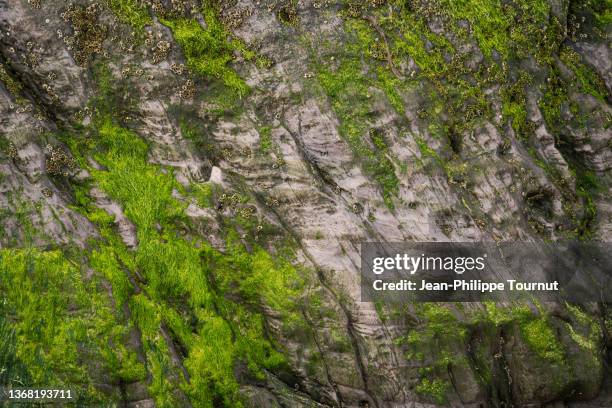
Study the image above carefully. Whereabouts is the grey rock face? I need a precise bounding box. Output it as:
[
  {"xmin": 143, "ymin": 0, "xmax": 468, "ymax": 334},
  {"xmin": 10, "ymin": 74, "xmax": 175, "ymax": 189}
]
[{"xmin": 0, "ymin": 0, "xmax": 610, "ymax": 407}]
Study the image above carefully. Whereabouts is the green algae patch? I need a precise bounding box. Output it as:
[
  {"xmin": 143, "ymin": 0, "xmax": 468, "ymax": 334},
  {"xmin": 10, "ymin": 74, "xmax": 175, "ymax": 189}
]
[
  {"xmin": 0, "ymin": 315, "xmax": 30, "ymax": 388},
  {"xmin": 519, "ymin": 318, "xmax": 565, "ymax": 362},
  {"xmin": 397, "ymin": 304, "xmax": 468, "ymax": 405},
  {"xmin": 560, "ymin": 47, "xmax": 608, "ymax": 101},
  {"xmin": 415, "ymin": 377, "xmax": 449, "ymax": 405},
  {"xmin": 397, "ymin": 302, "xmax": 588, "ymax": 404},
  {"xmin": 64, "ymin": 116, "xmax": 302, "ymax": 406},
  {"xmin": 478, "ymin": 303, "xmax": 566, "ymax": 363},
  {"xmin": 0, "ymin": 248, "xmax": 145, "ymax": 404},
  {"xmin": 318, "ymin": 60, "xmax": 400, "ymax": 208},
  {"xmin": 161, "ymin": 9, "xmax": 251, "ymax": 97},
  {"xmin": 0, "ymin": 63, "xmax": 27, "ymax": 105},
  {"xmin": 106, "ymin": 0, "xmax": 151, "ymax": 30},
  {"xmin": 381, "ymin": 12, "xmax": 453, "ymax": 79},
  {"xmin": 258, "ymin": 126, "xmax": 273, "ymax": 153},
  {"xmin": 314, "ymin": 23, "xmax": 401, "ymax": 209},
  {"xmin": 500, "ymin": 72, "xmax": 531, "ymax": 136},
  {"xmin": 563, "ymin": 304, "xmax": 603, "ymax": 381},
  {"xmin": 434, "ymin": 0, "xmax": 550, "ymax": 58}
]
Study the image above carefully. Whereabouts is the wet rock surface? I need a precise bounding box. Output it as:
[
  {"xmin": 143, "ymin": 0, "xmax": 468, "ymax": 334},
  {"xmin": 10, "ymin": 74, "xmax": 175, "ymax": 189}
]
[{"xmin": 0, "ymin": 0, "xmax": 610, "ymax": 407}]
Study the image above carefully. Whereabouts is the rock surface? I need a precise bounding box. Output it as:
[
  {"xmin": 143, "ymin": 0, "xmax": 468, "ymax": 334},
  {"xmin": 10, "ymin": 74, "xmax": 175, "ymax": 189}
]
[{"xmin": 0, "ymin": 0, "xmax": 610, "ymax": 407}]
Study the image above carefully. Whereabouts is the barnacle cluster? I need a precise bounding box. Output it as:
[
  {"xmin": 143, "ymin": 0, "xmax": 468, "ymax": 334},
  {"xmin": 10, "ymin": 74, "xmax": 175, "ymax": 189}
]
[
  {"xmin": 150, "ymin": 0, "xmax": 193, "ymax": 18},
  {"xmin": 24, "ymin": 41, "xmax": 41, "ymax": 68},
  {"xmin": 7, "ymin": 143, "xmax": 18, "ymax": 160},
  {"xmin": 120, "ymin": 64, "xmax": 145, "ymax": 78},
  {"xmin": 15, "ymin": 104, "xmax": 35, "ymax": 115},
  {"xmin": 41, "ymin": 187, "xmax": 53, "ymax": 197},
  {"xmin": 276, "ymin": 2, "xmax": 298, "ymax": 25},
  {"xmin": 170, "ymin": 63, "xmax": 186, "ymax": 75},
  {"xmin": 151, "ymin": 40, "xmax": 171, "ymax": 64},
  {"xmin": 41, "ymin": 83, "xmax": 59, "ymax": 104},
  {"xmin": 312, "ymin": 0, "xmax": 333, "ymax": 9},
  {"xmin": 217, "ymin": 192, "xmax": 255, "ymax": 219},
  {"xmin": 368, "ymin": 41, "xmax": 388, "ymax": 61},
  {"xmin": 271, "ymin": 153, "xmax": 285, "ymax": 169},
  {"xmin": 73, "ymin": 106, "xmax": 92, "ymax": 121},
  {"xmin": 45, "ymin": 144, "xmax": 76, "ymax": 177},
  {"xmin": 236, "ymin": 205, "xmax": 255, "ymax": 219},
  {"xmin": 178, "ymin": 79, "xmax": 195, "ymax": 99},
  {"xmin": 220, "ymin": 7, "xmax": 252, "ymax": 29},
  {"xmin": 61, "ymin": 4, "xmax": 108, "ymax": 66},
  {"xmin": 220, "ymin": 147, "xmax": 233, "ymax": 160},
  {"xmin": 345, "ymin": 0, "xmax": 386, "ymax": 17},
  {"xmin": 264, "ymin": 196, "xmax": 281, "ymax": 207},
  {"xmin": 0, "ymin": 63, "xmax": 23, "ymax": 99}
]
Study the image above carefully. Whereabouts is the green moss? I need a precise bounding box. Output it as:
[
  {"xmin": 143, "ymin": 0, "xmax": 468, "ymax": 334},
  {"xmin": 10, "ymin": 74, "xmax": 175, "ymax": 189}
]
[
  {"xmin": 376, "ymin": 67, "xmax": 405, "ymax": 114},
  {"xmin": 594, "ymin": 0, "xmax": 612, "ymax": 26},
  {"xmin": 564, "ymin": 304, "xmax": 601, "ymax": 365},
  {"xmin": 71, "ymin": 60, "xmax": 301, "ymax": 404},
  {"xmin": 357, "ymin": 3, "xmax": 494, "ymax": 149},
  {"xmin": 538, "ymin": 62, "xmax": 602, "ymax": 239},
  {"xmin": 0, "ymin": 63, "xmax": 27, "ymax": 104},
  {"xmin": 560, "ymin": 47, "xmax": 607, "ymax": 101},
  {"xmin": 258, "ymin": 126, "xmax": 273, "ymax": 153},
  {"xmin": 161, "ymin": 9, "xmax": 251, "ymax": 96},
  {"xmin": 570, "ymin": 0, "xmax": 612, "ymax": 31},
  {"xmin": 536, "ymin": 51, "xmax": 605, "ymax": 239},
  {"xmin": 192, "ymin": 182, "xmax": 214, "ymax": 208},
  {"xmin": 106, "ymin": 0, "xmax": 151, "ymax": 29},
  {"xmin": 421, "ymin": 304, "xmax": 466, "ymax": 339},
  {"xmin": 382, "ymin": 11, "xmax": 452, "ymax": 78},
  {"xmin": 520, "ymin": 318, "xmax": 565, "ymax": 362},
  {"xmin": 441, "ymin": 0, "xmax": 512, "ymax": 57},
  {"xmin": 539, "ymin": 66, "xmax": 567, "ymax": 133},
  {"xmin": 315, "ymin": 49, "xmax": 400, "ymax": 208},
  {"xmin": 565, "ymin": 308, "xmax": 595, "ymax": 350},
  {"xmin": 501, "ymin": 72, "xmax": 532, "ymax": 136},
  {"xmin": 415, "ymin": 136, "xmax": 472, "ymax": 188},
  {"xmin": 0, "ymin": 315, "xmax": 30, "ymax": 387},
  {"xmin": 479, "ymin": 304, "xmax": 566, "ymax": 363},
  {"xmin": 415, "ymin": 137, "xmax": 442, "ymax": 165},
  {"xmin": 399, "ymin": 304, "xmax": 466, "ymax": 404},
  {"xmin": 435, "ymin": 0, "xmax": 549, "ymax": 58},
  {"xmin": 60, "ymin": 111, "xmax": 302, "ymax": 405},
  {"xmin": 415, "ymin": 377, "xmax": 448, "ymax": 404},
  {"xmin": 87, "ymin": 63, "xmax": 140, "ymax": 123},
  {"xmin": 0, "ymin": 248, "xmax": 144, "ymax": 404},
  {"xmin": 205, "ymin": 82, "xmax": 247, "ymax": 119}
]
